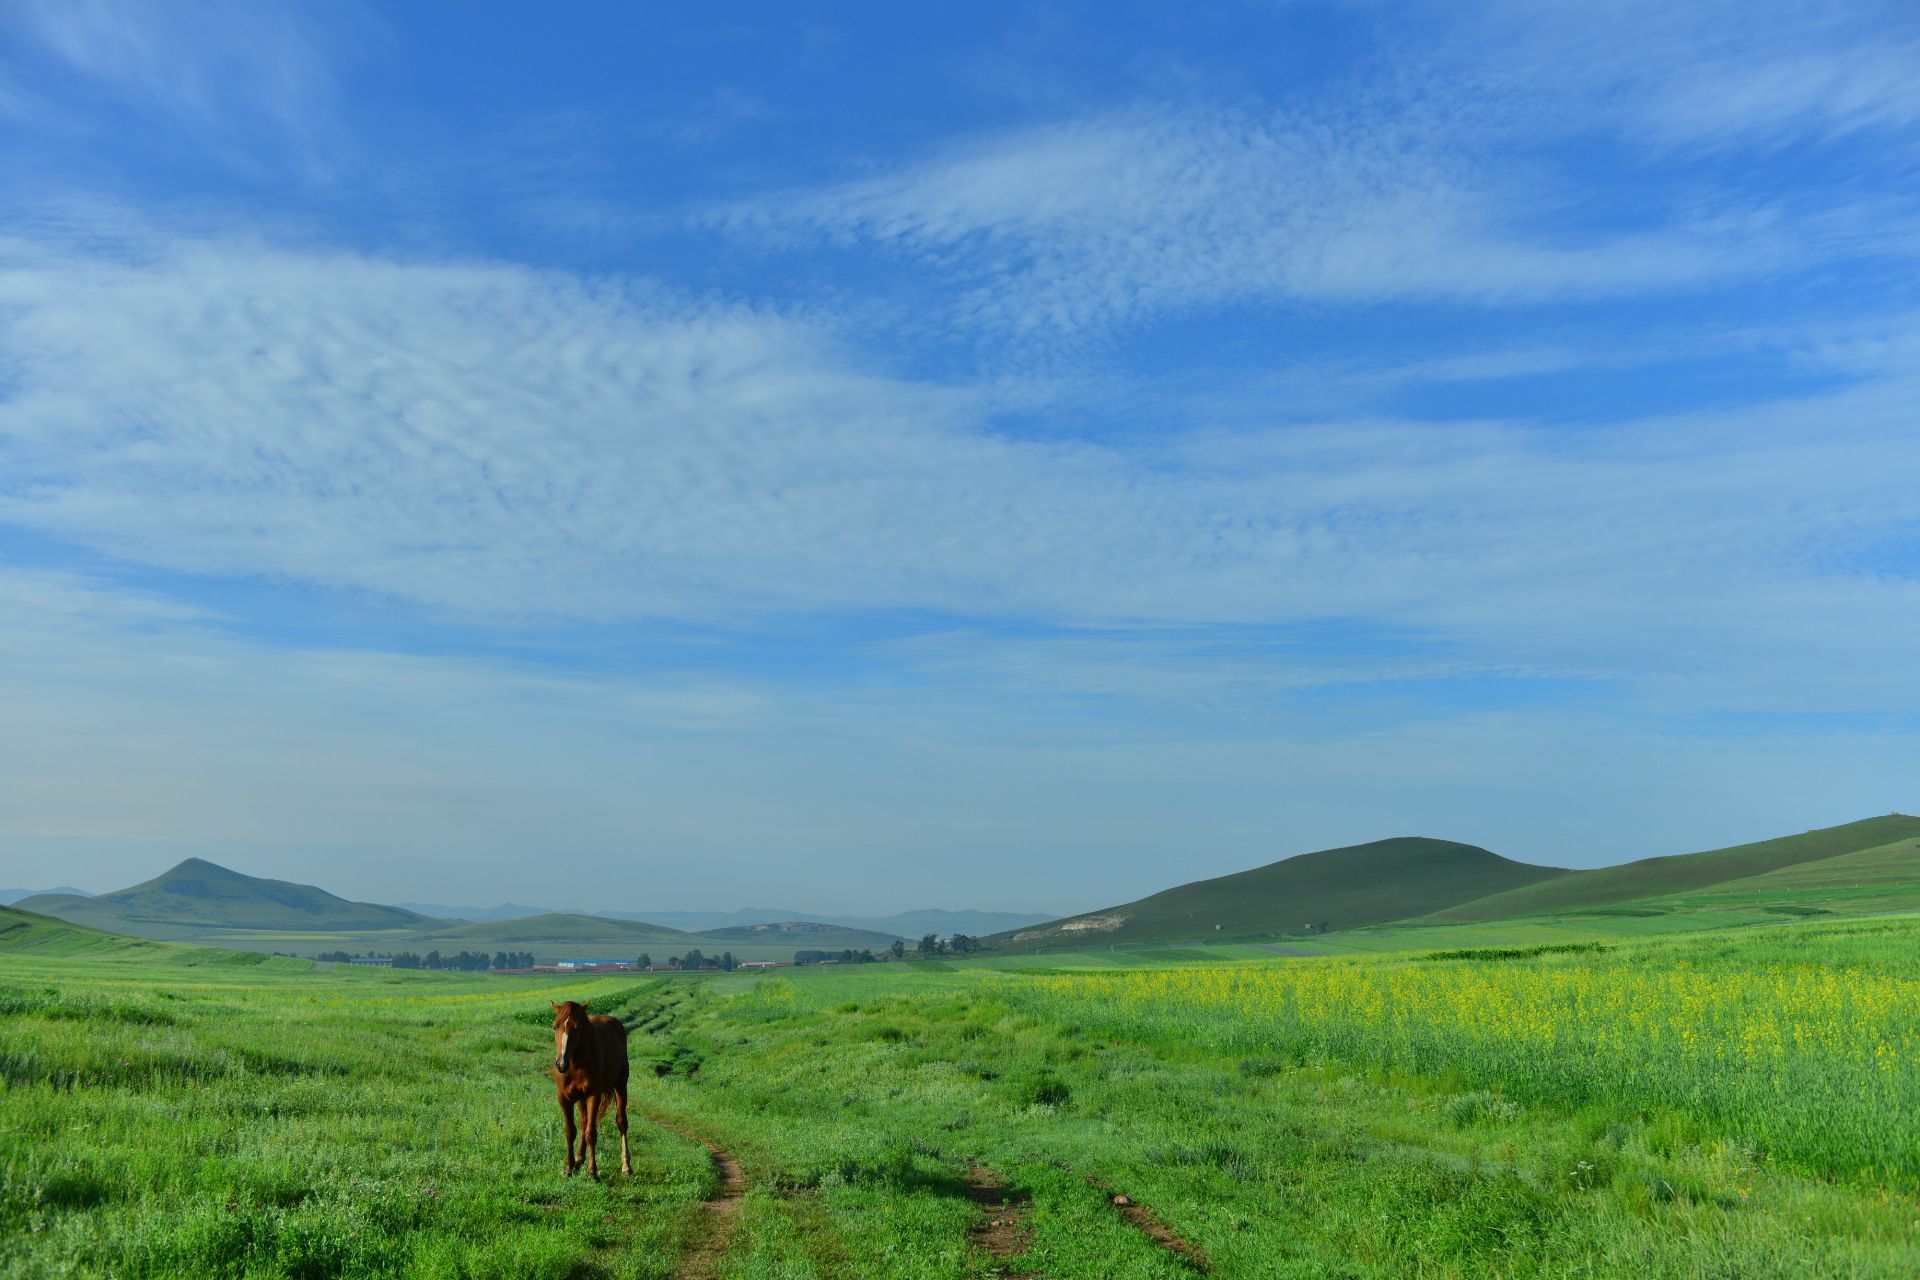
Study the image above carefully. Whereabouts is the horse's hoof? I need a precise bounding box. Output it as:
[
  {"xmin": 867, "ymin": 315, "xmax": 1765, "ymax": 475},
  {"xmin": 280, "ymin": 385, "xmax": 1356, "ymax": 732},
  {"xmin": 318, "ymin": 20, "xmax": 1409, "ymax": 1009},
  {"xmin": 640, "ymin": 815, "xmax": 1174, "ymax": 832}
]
[{"xmin": 621, "ymin": 1165, "xmax": 632, "ymax": 1177}]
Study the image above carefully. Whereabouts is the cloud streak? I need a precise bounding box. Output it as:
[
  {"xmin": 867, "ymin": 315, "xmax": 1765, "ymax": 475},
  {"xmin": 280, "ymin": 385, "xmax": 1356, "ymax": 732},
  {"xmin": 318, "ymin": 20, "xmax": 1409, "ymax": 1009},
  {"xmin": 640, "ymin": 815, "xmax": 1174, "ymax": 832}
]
[{"xmin": 714, "ymin": 106, "xmax": 1770, "ymax": 336}]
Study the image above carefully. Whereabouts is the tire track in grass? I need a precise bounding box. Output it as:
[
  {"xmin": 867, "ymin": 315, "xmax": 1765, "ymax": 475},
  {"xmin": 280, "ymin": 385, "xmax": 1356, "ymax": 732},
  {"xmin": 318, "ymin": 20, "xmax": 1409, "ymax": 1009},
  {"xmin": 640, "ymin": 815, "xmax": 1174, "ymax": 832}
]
[
  {"xmin": 648, "ymin": 1116, "xmax": 747, "ymax": 1280},
  {"xmin": 962, "ymin": 1167, "xmax": 1035, "ymax": 1279},
  {"xmin": 1078, "ymin": 1173, "xmax": 1209, "ymax": 1274},
  {"xmin": 615, "ymin": 990, "xmax": 743, "ymax": 1277}
]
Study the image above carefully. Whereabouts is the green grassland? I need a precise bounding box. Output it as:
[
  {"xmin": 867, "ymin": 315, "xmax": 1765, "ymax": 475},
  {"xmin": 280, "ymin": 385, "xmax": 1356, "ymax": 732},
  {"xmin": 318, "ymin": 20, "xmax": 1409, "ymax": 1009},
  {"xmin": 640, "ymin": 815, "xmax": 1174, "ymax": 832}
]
[{"xmin": 6, "ymin": 906, "xmax": 1919, "ymax": 1277}]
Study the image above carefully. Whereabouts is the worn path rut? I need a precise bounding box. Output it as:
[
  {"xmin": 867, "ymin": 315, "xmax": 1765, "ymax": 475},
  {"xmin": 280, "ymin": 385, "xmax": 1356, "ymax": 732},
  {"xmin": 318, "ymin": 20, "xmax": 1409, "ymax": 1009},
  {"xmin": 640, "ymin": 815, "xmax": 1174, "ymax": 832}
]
[
  {"xmin": 644, "ymin": 1117, "xmax": 747, "ymax": 1280},
  {"xmin": 962, "ymin": 1166, "xmax": 1035, "ymax": 1279},
  {"xmin": 1085, "ymin": 1174, "xmax": 1210, "ymax": 1274}
]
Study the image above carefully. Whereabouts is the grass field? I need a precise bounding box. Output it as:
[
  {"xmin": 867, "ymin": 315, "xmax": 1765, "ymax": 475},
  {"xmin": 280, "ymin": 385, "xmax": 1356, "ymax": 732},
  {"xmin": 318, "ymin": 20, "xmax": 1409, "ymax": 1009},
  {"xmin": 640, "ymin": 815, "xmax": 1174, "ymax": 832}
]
[{"xmin": 5, "ymin": 909, "xmax": 1918, "ymax": 1277}]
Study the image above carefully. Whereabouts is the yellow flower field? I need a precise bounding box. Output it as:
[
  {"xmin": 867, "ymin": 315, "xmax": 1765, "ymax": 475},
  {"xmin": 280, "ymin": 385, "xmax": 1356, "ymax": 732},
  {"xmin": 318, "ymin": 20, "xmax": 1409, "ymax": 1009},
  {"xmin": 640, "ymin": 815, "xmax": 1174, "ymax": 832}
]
[{"xmin": 1005, "ymin": 932, "xmax": 1920, "ymax": 1185}]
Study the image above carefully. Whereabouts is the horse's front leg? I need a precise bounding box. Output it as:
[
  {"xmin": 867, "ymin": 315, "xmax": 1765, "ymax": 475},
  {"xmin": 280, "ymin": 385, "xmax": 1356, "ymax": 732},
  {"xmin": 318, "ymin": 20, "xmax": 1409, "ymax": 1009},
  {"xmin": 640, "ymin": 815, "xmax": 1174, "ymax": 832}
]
[
  {"xmin": 560, "ymin": 1097, "xmax": 579, "ymax": 1176},
  {"xmin": 615, "ymin": 1086, "xmax": 631, "ymax": 1176},
  {"xmin": 584, "ymin": 1094, "xmax": 601, "ymax": 1179}
]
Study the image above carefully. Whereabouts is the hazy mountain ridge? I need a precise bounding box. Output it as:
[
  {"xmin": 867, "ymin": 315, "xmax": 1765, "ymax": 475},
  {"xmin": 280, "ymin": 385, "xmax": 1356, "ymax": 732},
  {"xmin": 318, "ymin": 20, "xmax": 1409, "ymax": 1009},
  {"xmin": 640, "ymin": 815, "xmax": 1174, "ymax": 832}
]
[
  {"xmin": 389, "ymin": 902, "xmax": 1054, "ymax": 936},
  {"xmin": 16, "ymin": 858, "xmax": 425, "ymax": 934},
  {"xmin": 26, "ymin": 818, "xmax": 1920, "ymax": 963},
  {"xmin": 0, "ymin": 887, "xmax": 92, "ymax": 906}
]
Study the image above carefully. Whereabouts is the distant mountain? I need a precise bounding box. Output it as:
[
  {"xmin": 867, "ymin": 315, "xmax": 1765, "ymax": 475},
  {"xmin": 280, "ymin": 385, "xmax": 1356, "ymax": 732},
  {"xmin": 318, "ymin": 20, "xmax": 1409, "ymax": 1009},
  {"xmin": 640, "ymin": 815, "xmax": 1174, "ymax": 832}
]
[
  {"xmin": 693, "ymin": 920, "xmax": 907, "ymax": 950},
  {"xmin": 645, "ymin": 907, "xmax": 1055, "ymax": 937},
  {"xmin": 384, "ymin": 902, "xmax": 1057, "ymax": 936},
  {"xmin": 1426, "ymin": 815, "xmax": 1920, "ymax": 923},
  {"xmin": 15, "ymin": 858, "xmax": 428, "ymax": 935},
  {"xmin": 0, "ymin": 886, "xmax": 92, "ymax": 906},
  {"xmin": 394, "ymin": 901, "xmax": 562, "ymax": 922},
  {"xmin": 412, "ymin": 912, "xmax": 696, "ymax": 948},
  {"xmin": 994, "ymin": 837, "xmax": 1569, "ymax": 950},
  {"xmin": 852, "ymin": 909, "xmax": 1057, "ymax": 938},
  {"xmin": 626, "ymin": 907, "xmax": 820, "ymax": 932}
]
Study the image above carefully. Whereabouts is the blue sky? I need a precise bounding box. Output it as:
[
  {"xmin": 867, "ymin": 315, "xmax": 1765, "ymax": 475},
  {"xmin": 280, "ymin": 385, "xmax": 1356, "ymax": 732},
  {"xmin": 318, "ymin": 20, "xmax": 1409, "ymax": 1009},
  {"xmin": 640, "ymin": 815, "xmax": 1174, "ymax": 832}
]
[{"xmin": 1, "ymin": 1, "xmax": 1917, "ymax": 915}]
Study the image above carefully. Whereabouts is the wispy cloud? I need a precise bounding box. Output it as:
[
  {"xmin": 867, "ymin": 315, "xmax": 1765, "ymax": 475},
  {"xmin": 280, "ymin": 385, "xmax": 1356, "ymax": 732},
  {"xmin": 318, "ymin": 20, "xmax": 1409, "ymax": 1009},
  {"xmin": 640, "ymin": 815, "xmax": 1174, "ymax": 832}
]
[
  {"xmin": 1454, "ymin": 0, "xmax": 1920, "ymax": 148},
  {"xmin": 712, "ymin": 104, "xmax": 1792, "ymax": 337},
  {"xmin": 2, "ymin": 230, "xmax": 1918, "ymax": 716},
  {"xmin": 2, "ymin": 0, "xmax": 364, "ymax": 176}
]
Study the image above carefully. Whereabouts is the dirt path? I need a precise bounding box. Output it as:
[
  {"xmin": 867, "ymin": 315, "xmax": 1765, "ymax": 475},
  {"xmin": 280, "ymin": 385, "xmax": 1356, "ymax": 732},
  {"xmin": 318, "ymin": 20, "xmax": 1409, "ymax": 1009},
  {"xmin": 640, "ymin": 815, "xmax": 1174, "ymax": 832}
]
[
  {"xmin": 648, "ymin": 1117, "xmax": 747, "ymax": 1280},
  {"xmin": 961, "ymin": 1167, "xmax": 1035, "ymax": 1279},
  {"xmin": 1082, "ymin": 1175, "xmax": 1210, "ymax": 1273}
]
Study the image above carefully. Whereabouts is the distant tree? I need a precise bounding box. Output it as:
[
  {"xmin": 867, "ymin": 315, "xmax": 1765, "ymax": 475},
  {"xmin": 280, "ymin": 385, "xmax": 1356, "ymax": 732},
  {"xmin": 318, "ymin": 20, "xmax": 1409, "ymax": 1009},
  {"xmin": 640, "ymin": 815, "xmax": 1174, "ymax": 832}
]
[
  {"xmin": 890, "ymin": 939, "xmax": 906, "ymax": 960},
  {"xmin": 859, "ymin": 949, "xmax": 875, "ymax": 963},
  {"xmin": 683, "ymin": 948, "xmax": 704, "ymax": 971},
  {"xmin": 917, "ymin": 933, "xmax": 939, "ymax": 958},
  {"xmin": 637, "ymin": 953, "xmax": 652, "ymax": 970},
  {"xmin": 951, "ymin": 934, "xmax": 977, "ymax": 955},
  {"xmin": 721, "ymin": 952, "xmax": 735, "ymax": 971},
  {"xmin": 425, "ymin": 950, "xmax": 443, "ymax": 969}
]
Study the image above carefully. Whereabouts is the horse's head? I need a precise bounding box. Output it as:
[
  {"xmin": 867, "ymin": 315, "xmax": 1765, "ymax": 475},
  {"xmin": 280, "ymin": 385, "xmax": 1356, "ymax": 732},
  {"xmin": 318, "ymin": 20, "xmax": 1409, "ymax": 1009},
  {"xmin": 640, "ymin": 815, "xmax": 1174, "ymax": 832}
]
[{"xmin": 550, "ymin": 1000, "xmax": 590, "ymax": 1074}]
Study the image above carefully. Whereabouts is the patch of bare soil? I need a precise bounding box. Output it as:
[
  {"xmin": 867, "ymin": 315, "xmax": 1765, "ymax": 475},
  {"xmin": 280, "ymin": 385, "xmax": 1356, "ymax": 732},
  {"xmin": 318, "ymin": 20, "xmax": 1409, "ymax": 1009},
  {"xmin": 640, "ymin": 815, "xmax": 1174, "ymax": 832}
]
[
  {"xmin": 650, "ymin": 1118, "xmax": 747, "ymax": 1280},
  {"xmin": 962, "ymin": 1166, "xmax": 1035, "ymax": 1278}
]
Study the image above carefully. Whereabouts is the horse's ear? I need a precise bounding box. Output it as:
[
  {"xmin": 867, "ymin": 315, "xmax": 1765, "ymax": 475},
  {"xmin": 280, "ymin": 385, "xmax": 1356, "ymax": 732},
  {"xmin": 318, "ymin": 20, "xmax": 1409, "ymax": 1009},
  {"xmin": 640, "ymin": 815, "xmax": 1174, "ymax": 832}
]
[
  {"xmin": 550, "ymin": 1001, "xmax": 560, "ymax": 1012},
  {"xmin": 580, "ymin": 1000, "xmax": 590, "ymax": 1010}
]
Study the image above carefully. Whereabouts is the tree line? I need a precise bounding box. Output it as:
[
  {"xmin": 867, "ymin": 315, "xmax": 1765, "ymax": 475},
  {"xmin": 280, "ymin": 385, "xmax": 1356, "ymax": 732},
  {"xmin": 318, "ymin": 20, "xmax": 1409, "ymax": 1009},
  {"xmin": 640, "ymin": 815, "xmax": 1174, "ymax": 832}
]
[
  {"xmin": 314, "ymin": 950, "xmax": 536, "ymax": 970},
  {"xmin": 639, "ymin": 950, "xmax": 737, "ymax": 971}
]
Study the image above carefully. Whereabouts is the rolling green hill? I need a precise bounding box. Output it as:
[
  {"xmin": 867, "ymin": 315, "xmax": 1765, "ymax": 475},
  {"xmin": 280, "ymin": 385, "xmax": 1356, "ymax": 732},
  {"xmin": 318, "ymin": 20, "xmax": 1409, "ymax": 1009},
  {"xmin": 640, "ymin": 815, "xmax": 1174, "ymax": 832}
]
[
  {"xmin": 1426, "ymin": 815, "xmax": 1920, "ymax": 924},
  {"xmin": 0, "ymin": 906, "xmax": 310, "ymax": 970},
  {"xmin": 0, "ymin": 905, "xmax": 168, "ymax": 959},
  {"xmin": 15, "ymin": 858, "xmax": 429, "ymax": 935},
  {"xmin": 994, "ymin": 836, "xmax": 1569, "ymax": 951}
]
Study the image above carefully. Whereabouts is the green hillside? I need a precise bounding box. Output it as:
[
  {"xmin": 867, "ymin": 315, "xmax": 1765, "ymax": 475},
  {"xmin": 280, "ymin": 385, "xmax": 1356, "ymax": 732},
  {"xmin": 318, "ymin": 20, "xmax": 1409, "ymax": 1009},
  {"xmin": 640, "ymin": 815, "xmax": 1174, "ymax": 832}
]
[
  {"xmin": 994, "ymin": 836, "xmax": 1569, "ymax": 951},
  {"xmin": 0, "ymin": 905, "xmax": 168, "ymax": 959},
  {"xmin": 15, "ymin": 858, "xmax": 428, "ymax": 935},
  {"xmin": 0, "ymin": 906, "xmax": 311, "ymax": 971},
  {"xmin": 1624, "ymin": 834, "xmax": 1920, "ymax": 916},
  {"xmin": 1427, "ymin": 815, "xmax": 1920, "ymax": 924}
]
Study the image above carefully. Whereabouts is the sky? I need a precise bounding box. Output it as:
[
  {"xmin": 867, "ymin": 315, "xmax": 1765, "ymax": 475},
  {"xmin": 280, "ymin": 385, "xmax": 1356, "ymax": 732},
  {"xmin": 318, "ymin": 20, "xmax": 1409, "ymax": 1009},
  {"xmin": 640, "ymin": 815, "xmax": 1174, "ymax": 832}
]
[{"xmin": 1, "ymin": 1, "xmax": 1917, "ymax": 916}]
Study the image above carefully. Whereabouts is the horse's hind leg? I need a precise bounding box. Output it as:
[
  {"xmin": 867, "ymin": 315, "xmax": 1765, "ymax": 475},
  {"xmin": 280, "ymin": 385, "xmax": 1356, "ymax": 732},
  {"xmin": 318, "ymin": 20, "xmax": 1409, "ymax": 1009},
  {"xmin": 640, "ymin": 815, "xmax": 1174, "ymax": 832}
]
[{"xmin": 615, "ymin": 1084, "xmax": 631, "ymax": 1176}]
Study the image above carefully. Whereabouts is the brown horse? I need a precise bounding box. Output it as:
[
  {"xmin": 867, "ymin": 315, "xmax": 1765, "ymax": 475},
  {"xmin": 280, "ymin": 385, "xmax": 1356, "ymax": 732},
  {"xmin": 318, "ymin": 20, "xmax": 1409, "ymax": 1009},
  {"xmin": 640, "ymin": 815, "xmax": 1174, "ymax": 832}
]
[{"xmin": 550, "ymin": 999, "xmax": 631, "ymax": 1178}]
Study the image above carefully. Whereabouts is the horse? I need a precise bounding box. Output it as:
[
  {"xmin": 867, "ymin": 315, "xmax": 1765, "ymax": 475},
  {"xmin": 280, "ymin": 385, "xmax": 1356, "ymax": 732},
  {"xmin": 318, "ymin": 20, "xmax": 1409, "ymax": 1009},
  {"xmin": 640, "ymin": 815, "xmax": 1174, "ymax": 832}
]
[{"xmin": 550, "ymin": 999, "xmax": 631, "ymax": 1178}]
